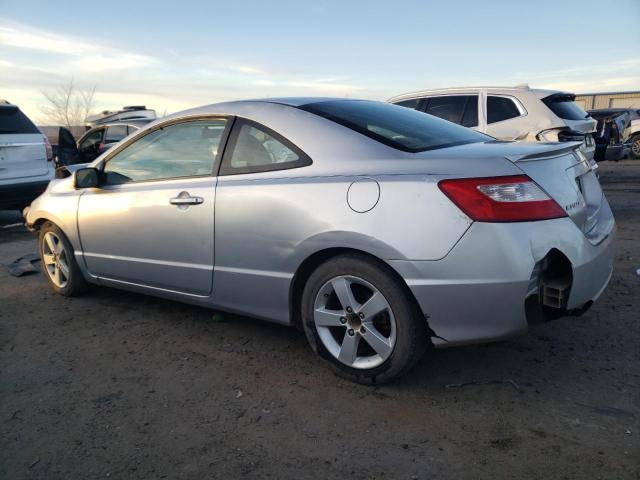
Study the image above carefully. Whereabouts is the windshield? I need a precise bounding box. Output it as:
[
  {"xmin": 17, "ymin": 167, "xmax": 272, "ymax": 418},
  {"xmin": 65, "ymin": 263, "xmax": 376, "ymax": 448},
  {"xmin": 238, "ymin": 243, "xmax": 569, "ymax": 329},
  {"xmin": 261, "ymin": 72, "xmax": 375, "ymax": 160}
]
[
  {"xmin": 298, "ymin": 100, "xmax": 489, "ymax": 152},
  {"xmin": 543, "ymin": 94, "xmax": 590, "ymax": 121}
]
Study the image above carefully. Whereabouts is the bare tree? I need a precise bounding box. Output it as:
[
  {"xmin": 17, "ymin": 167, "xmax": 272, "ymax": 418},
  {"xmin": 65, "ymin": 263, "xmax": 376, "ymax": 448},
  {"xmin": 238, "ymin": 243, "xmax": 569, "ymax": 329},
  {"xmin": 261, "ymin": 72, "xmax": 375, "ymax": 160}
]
[{"xmin": 40, "ymin": 80, "xmax": 96, "ymax": 127}]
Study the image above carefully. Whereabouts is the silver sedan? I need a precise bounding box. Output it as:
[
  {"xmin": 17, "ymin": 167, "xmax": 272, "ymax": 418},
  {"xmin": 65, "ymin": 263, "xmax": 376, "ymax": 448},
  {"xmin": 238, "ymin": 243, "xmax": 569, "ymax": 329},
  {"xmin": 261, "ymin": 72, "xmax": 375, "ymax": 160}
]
[{"xmin": 24, "ymin": 99, "xmax": 615, "ymax": 383}]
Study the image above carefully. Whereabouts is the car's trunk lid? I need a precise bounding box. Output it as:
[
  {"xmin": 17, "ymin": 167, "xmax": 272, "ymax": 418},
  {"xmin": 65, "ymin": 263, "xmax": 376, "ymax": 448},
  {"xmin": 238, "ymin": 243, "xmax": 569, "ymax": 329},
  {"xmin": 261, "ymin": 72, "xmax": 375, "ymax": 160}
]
[
  {"xmin": 0, "ymin": 104, "xmax": 48, "ymax": 181},
  {"xmin": 0, "ymin": 133, "xmax": 48, "ymax": 181},
  {"xmin": 503, "ymin": 143, "xmax": 604, "ymax": 236}
]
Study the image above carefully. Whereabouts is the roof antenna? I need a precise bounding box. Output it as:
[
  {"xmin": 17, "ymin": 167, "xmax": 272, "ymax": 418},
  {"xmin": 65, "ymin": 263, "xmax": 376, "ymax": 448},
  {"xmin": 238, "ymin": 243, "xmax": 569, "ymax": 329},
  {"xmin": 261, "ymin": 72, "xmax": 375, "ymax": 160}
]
[{"xmin": 514, "ymin": 83, "xmax": 530, "ymax": 89}]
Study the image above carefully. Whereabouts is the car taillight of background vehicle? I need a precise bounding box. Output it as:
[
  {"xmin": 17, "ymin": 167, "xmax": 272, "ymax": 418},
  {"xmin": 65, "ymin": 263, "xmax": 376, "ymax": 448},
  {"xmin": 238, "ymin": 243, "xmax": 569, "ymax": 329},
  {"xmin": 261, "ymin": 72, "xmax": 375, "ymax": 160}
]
[
  {"xmin": 438, "ymin": 175, "xmax": 567, "ymax": 222},
  {"xmin": 536, "ymin": 127, "xmax": 585, "ymax": 143},
  {"xmin": 43, "ymin": 135, "xmax": 53, "ymax": 162}
]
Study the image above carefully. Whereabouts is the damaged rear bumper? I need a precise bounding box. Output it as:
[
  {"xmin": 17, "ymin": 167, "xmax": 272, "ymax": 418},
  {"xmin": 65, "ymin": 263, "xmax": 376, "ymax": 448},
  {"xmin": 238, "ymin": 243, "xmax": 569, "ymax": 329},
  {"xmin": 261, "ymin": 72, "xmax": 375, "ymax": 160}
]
[{"xmin": 389, "ymin": 202, "xmax": 615, "ymax": 348}]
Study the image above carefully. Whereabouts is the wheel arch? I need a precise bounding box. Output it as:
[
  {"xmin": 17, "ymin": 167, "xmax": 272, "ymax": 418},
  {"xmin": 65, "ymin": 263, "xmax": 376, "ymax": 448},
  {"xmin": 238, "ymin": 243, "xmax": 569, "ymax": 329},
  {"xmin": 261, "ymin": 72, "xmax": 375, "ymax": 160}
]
[
  {"xmin": 288, "ymin": 247, "xmax": 431, "ymax": 335},
  {"xmin": 26, "ymin": 209, "xmax": 82, "ymax": 251}
]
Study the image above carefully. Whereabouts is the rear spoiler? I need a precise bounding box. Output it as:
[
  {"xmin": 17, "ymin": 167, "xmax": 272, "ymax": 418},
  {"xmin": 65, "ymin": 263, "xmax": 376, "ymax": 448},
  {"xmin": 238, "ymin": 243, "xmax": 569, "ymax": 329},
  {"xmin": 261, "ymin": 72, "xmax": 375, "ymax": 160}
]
[{"xmin": 504, "ymin": 142, "xmax": 582, "ymax": 162}]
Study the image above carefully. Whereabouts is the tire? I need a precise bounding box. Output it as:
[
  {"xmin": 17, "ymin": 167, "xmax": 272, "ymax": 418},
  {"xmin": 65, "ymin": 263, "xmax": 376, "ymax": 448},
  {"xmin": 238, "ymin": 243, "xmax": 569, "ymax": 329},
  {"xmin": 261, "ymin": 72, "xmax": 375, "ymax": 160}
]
[
  {"xmin": 301, "ymin": 253, "xmax": 429, "ymax": 384},
  {"xmin": 38, "ymin": 221, "xmax": 88, "ymax": 296},
  {"xmin": 630, "ymin": 135, "xmax": 640, "ymax": 160}
]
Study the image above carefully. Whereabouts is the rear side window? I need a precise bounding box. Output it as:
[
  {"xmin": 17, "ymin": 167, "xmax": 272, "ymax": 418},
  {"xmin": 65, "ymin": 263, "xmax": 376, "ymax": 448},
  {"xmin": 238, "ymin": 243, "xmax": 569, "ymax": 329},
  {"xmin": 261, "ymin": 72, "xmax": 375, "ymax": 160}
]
[
  {"xmin": 461, "ymin": 96, "xmax": 479, "ymax": 128},
  {"xmin": 105, "ymin": 125, "xmax": 128, "ymax": 143},
  {"xmin": 393, "ymin": 98, "xmax": 420, "ymax": 109},
  {"xmin": 0, "ymin": 105, "xmax": 39, "ymax": 134},
  {"xmin": 220, "ymin": 120, "xmax": 311, "ymax": 175},
  {"xmin": 299, "ymin": 100, "xmax": 489, "ymax": 153},
  {"xmin": 127, "ymin": 125, "xmax": 139, "ymax": 135},
  {"xmin": 543, "ymin": 94, "xmax": 589, "ymax": 120},
  {"xmin": 424, "ymin": 96, "xmax": 467, "ymax": 124},
  {"xmin": 487, "ymin": 96, "xmax": 523, "ymax": 124}
]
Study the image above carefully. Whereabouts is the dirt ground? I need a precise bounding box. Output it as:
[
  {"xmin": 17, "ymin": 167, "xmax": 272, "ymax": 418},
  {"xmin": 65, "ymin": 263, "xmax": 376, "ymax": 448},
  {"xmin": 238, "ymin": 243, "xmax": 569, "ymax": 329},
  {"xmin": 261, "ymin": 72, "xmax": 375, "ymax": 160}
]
[{"xmin": 1, "ymin": 161, "xmax": 639, "ymax": 480}]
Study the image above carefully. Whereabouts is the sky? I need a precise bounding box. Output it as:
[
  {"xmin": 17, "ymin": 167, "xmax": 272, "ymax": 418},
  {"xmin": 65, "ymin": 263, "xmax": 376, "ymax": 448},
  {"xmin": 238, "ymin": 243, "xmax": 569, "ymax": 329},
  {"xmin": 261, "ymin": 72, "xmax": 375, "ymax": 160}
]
[{"xmin": 1, "ymin": 0, "xmax": 639, "ymax": 123}]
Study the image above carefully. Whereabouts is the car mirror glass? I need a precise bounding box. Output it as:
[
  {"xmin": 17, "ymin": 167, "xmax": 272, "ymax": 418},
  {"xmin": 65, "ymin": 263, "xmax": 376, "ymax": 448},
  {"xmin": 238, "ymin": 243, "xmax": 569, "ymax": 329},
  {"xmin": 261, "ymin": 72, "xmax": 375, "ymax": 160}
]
[{"xmin": 75, "ymin": 167, "xmax": 100, "ymax": 189}]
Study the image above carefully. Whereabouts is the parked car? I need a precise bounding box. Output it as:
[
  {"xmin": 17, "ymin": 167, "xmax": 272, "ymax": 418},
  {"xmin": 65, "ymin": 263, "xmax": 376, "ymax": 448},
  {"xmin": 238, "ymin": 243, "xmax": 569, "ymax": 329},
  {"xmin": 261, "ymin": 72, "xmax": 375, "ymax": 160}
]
[
  {"xmin": 56, "ymin": 119, "xmax": 154, "ymax": 165},
  {"xmin": 587, "ymin": 108, "xmax": 632, "ymax": 161},
  {"xmin": 84, "ymin": 105, "xmax": 156, "ymax": 129},
  {"xmin": 388, "ymin": 85, "xmax": 597, "ymax": 161},
  {"xmin": 0, "ymin": 100, "xmax": 54, "ymax": 210},
  {"xmin": 588, "ymin": 108, "xmax": 640, "ymax": 160},
  {"xmin": 24, "ymin": 99, "xmax": 615, "ymax": 383}
]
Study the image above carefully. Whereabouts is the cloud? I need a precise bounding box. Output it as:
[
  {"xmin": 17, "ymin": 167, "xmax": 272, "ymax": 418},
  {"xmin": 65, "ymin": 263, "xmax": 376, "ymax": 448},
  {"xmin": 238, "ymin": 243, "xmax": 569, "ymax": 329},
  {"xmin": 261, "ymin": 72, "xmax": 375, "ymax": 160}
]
[
  {"xmin": 0, "ymin": 20, "xmax": 156, "ymax": 72},
  {"xmin": 0, "ymin": 20, "xmax": 368, "ymax": 123},
  {"xmin": 6, "ymin": 18, "xmax": 635, "ymax": 125},
  {"xmin": 508, "ymin": 58, "xmax": 640, "ymax": 93},
  {"xmin": 231, "ymin": 65, "xmax": 265, "ymax": 75}
]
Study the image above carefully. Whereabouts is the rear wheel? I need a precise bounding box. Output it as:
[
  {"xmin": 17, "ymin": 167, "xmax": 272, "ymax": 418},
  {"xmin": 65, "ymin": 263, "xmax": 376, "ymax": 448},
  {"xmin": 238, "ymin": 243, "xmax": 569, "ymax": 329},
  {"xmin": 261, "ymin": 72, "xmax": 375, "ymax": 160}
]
[
  {"xmin": 301, "ymin": 253, "xmax": 428, "ymax": 384},
  {"xmin": 630, "ymin": 135, "xmax": 640, "ymax": 160},
  {"xmin": 38, "ymin": 222, "xmax": 88, "ymax": 296}
]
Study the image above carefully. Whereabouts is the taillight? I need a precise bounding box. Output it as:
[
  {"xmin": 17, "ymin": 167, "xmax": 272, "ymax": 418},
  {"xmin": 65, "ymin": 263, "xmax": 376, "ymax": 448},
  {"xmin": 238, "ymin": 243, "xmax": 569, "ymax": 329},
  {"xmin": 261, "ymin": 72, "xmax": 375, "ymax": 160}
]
[
  {"xmin": 438, "ymin": 175, "xmax": 567, "ymax": 222},
  {"xmin": 43, "ymin": 135, "xmax": 53, "ymax": 162},
  {"xmin": 557, "ymin": 129, "xmax": 585, "ymax": 143},
  {"xmin": 537, "ymin": 127, "xmax": 585, "ymax": 143}
]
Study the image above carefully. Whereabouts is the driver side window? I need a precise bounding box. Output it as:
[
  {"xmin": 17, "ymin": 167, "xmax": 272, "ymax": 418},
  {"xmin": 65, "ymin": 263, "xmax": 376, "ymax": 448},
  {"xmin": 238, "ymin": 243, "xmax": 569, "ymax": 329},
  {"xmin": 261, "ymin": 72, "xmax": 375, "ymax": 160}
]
[{"xmin": 102, "ymin": 119, "xmax": 227, "ymax": 184}]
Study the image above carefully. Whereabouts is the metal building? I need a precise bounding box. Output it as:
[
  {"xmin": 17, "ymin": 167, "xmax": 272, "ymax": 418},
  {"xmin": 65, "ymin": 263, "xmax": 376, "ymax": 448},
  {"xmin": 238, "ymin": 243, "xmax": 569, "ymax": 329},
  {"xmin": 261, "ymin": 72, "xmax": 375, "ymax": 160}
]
[{"xmin": 575, "ymin": 91, "xmax": 640, "ymax": 110}]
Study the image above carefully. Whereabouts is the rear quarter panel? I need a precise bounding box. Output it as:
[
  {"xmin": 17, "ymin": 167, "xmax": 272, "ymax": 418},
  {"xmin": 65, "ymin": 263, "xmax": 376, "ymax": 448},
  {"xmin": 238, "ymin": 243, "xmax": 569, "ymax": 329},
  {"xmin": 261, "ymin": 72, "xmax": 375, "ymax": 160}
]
[{"xmin": 211, "ymin": 173, "xmax": 473, "ymax": 323}]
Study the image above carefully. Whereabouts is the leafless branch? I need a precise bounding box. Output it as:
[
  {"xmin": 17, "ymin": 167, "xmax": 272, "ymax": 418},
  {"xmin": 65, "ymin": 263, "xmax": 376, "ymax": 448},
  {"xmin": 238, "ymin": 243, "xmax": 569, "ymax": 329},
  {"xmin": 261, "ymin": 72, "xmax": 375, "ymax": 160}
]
[{"xmin": 40, "ymin": 80, "xmax": 96, "ymax": 127}]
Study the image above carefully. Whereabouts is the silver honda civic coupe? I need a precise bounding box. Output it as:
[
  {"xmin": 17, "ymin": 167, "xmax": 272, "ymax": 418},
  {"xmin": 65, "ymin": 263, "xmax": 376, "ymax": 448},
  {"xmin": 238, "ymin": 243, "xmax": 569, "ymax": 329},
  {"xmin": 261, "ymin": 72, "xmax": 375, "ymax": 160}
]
[{"xmin": 24, "ymin": 99, "xmax": 615, "ymax": 383}]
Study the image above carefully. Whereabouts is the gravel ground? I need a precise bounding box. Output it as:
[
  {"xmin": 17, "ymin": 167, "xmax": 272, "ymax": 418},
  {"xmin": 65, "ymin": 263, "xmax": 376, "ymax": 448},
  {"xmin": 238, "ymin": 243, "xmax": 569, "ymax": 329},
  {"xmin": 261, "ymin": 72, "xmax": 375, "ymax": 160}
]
[{"xmin": 1, "ymin": 160, "xmax": 639, "ymax": 479}]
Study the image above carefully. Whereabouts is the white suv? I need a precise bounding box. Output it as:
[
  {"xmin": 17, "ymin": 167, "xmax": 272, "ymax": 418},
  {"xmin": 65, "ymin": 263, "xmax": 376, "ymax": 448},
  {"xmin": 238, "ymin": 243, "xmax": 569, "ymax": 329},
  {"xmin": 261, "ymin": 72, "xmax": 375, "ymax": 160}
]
[
  {"xmin": 388, "ymin": 85, "xmax": 597, "ymax": 160},
  {"xmin": 0, "ymin": 101, "xmax": 54, "ymax": 210}
]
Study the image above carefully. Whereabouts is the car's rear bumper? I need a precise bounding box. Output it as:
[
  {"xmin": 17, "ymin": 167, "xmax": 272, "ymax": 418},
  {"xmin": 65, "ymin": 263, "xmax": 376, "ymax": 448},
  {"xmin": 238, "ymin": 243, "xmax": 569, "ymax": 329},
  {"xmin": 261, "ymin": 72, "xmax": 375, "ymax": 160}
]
[
  {"xmin": 0, "ymin": 179, "xmax": 51, "ymax": 210},
  {"xmin": 389, "ymin": 202, "xmax": 615, "ymax": 347},
  {"xmin": 604, "ymin": 144, "xmax": 630, "ymax": 161}
]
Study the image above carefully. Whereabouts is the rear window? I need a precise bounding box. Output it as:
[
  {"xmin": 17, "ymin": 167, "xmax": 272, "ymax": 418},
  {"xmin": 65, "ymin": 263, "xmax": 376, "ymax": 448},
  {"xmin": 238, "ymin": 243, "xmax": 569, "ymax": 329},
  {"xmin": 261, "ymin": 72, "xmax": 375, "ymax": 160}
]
[
  {"xmin": 0, "ymin": 105, "xmax": 39, "ymax": 134},
  {"xmin": 543, "ymin": 94, "xmax": 589, "ymax": 121},
  {"xmin": 299, "ymin": 100, "xmax": 488, "ymax": 153}
]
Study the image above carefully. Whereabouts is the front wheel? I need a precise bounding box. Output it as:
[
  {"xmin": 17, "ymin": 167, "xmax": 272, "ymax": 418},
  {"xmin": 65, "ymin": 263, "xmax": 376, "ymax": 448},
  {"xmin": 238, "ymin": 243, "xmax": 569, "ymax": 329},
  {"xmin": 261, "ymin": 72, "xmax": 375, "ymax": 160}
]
[
  {"xmin": 301, "ymin": 254, "xmax": 429, "ymax": 384},
  {"xmin": 630, "ymin": 135, "xmax": 640, "ymax": 160},
  {"xmin": 38, "ymin": 222, "xmax": 88, "ymax": 296}
]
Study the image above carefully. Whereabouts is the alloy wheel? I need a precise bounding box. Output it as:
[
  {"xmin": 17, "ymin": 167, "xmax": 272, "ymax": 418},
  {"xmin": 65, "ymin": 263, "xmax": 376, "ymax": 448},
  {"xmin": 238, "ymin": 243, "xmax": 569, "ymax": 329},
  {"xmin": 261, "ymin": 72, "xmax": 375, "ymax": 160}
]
[
  {"xmin": 42, "ymin": 232, "xmax": 70, "ymax": 288},
  {"xmin": 313, "ymin": 275, "xmax": 396, "ymax": 369},
  {"xmin": 632, "ymin": 138, "xmax": 640, "ymax": 157}
]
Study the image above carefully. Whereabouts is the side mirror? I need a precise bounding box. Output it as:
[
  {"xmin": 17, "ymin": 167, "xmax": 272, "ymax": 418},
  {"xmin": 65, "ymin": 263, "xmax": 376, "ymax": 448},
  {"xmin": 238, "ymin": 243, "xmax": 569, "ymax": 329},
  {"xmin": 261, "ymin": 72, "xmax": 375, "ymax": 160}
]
[{"xmin": 75, "ymin": 167, "xmax": 100, "ymax": 189}]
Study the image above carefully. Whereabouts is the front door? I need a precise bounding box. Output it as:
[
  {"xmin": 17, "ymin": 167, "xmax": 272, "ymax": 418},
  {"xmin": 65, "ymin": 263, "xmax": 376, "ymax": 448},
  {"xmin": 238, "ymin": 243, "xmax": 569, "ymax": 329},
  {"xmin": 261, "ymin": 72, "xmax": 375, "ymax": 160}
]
[{"xmin": 77, "ymin": 118, "xmax": 229, "ymax": 295}]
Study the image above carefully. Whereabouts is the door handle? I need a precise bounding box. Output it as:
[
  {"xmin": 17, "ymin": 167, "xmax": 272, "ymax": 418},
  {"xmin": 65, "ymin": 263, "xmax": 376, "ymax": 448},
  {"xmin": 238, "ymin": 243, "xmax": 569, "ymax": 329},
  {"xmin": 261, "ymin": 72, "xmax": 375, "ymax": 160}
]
[{"xmin": 170, "ymin": 191, "xmax": 204, "ymax": 206}]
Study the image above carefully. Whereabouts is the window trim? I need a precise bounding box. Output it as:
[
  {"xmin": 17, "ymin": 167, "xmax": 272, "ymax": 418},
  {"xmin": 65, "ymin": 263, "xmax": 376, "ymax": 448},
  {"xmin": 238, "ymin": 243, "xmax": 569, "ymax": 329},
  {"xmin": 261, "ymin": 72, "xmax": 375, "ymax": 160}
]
[
  {"xmin": 218, "ymin": 118, "xmax": 312, "ymax": 176},
  {"xmin": 485, "ymin": 94, "xmax": 528, "ymax": 125},
  {"xmin": 96, "ymin": 115, "xmax": 234, "ymax": 186}
]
